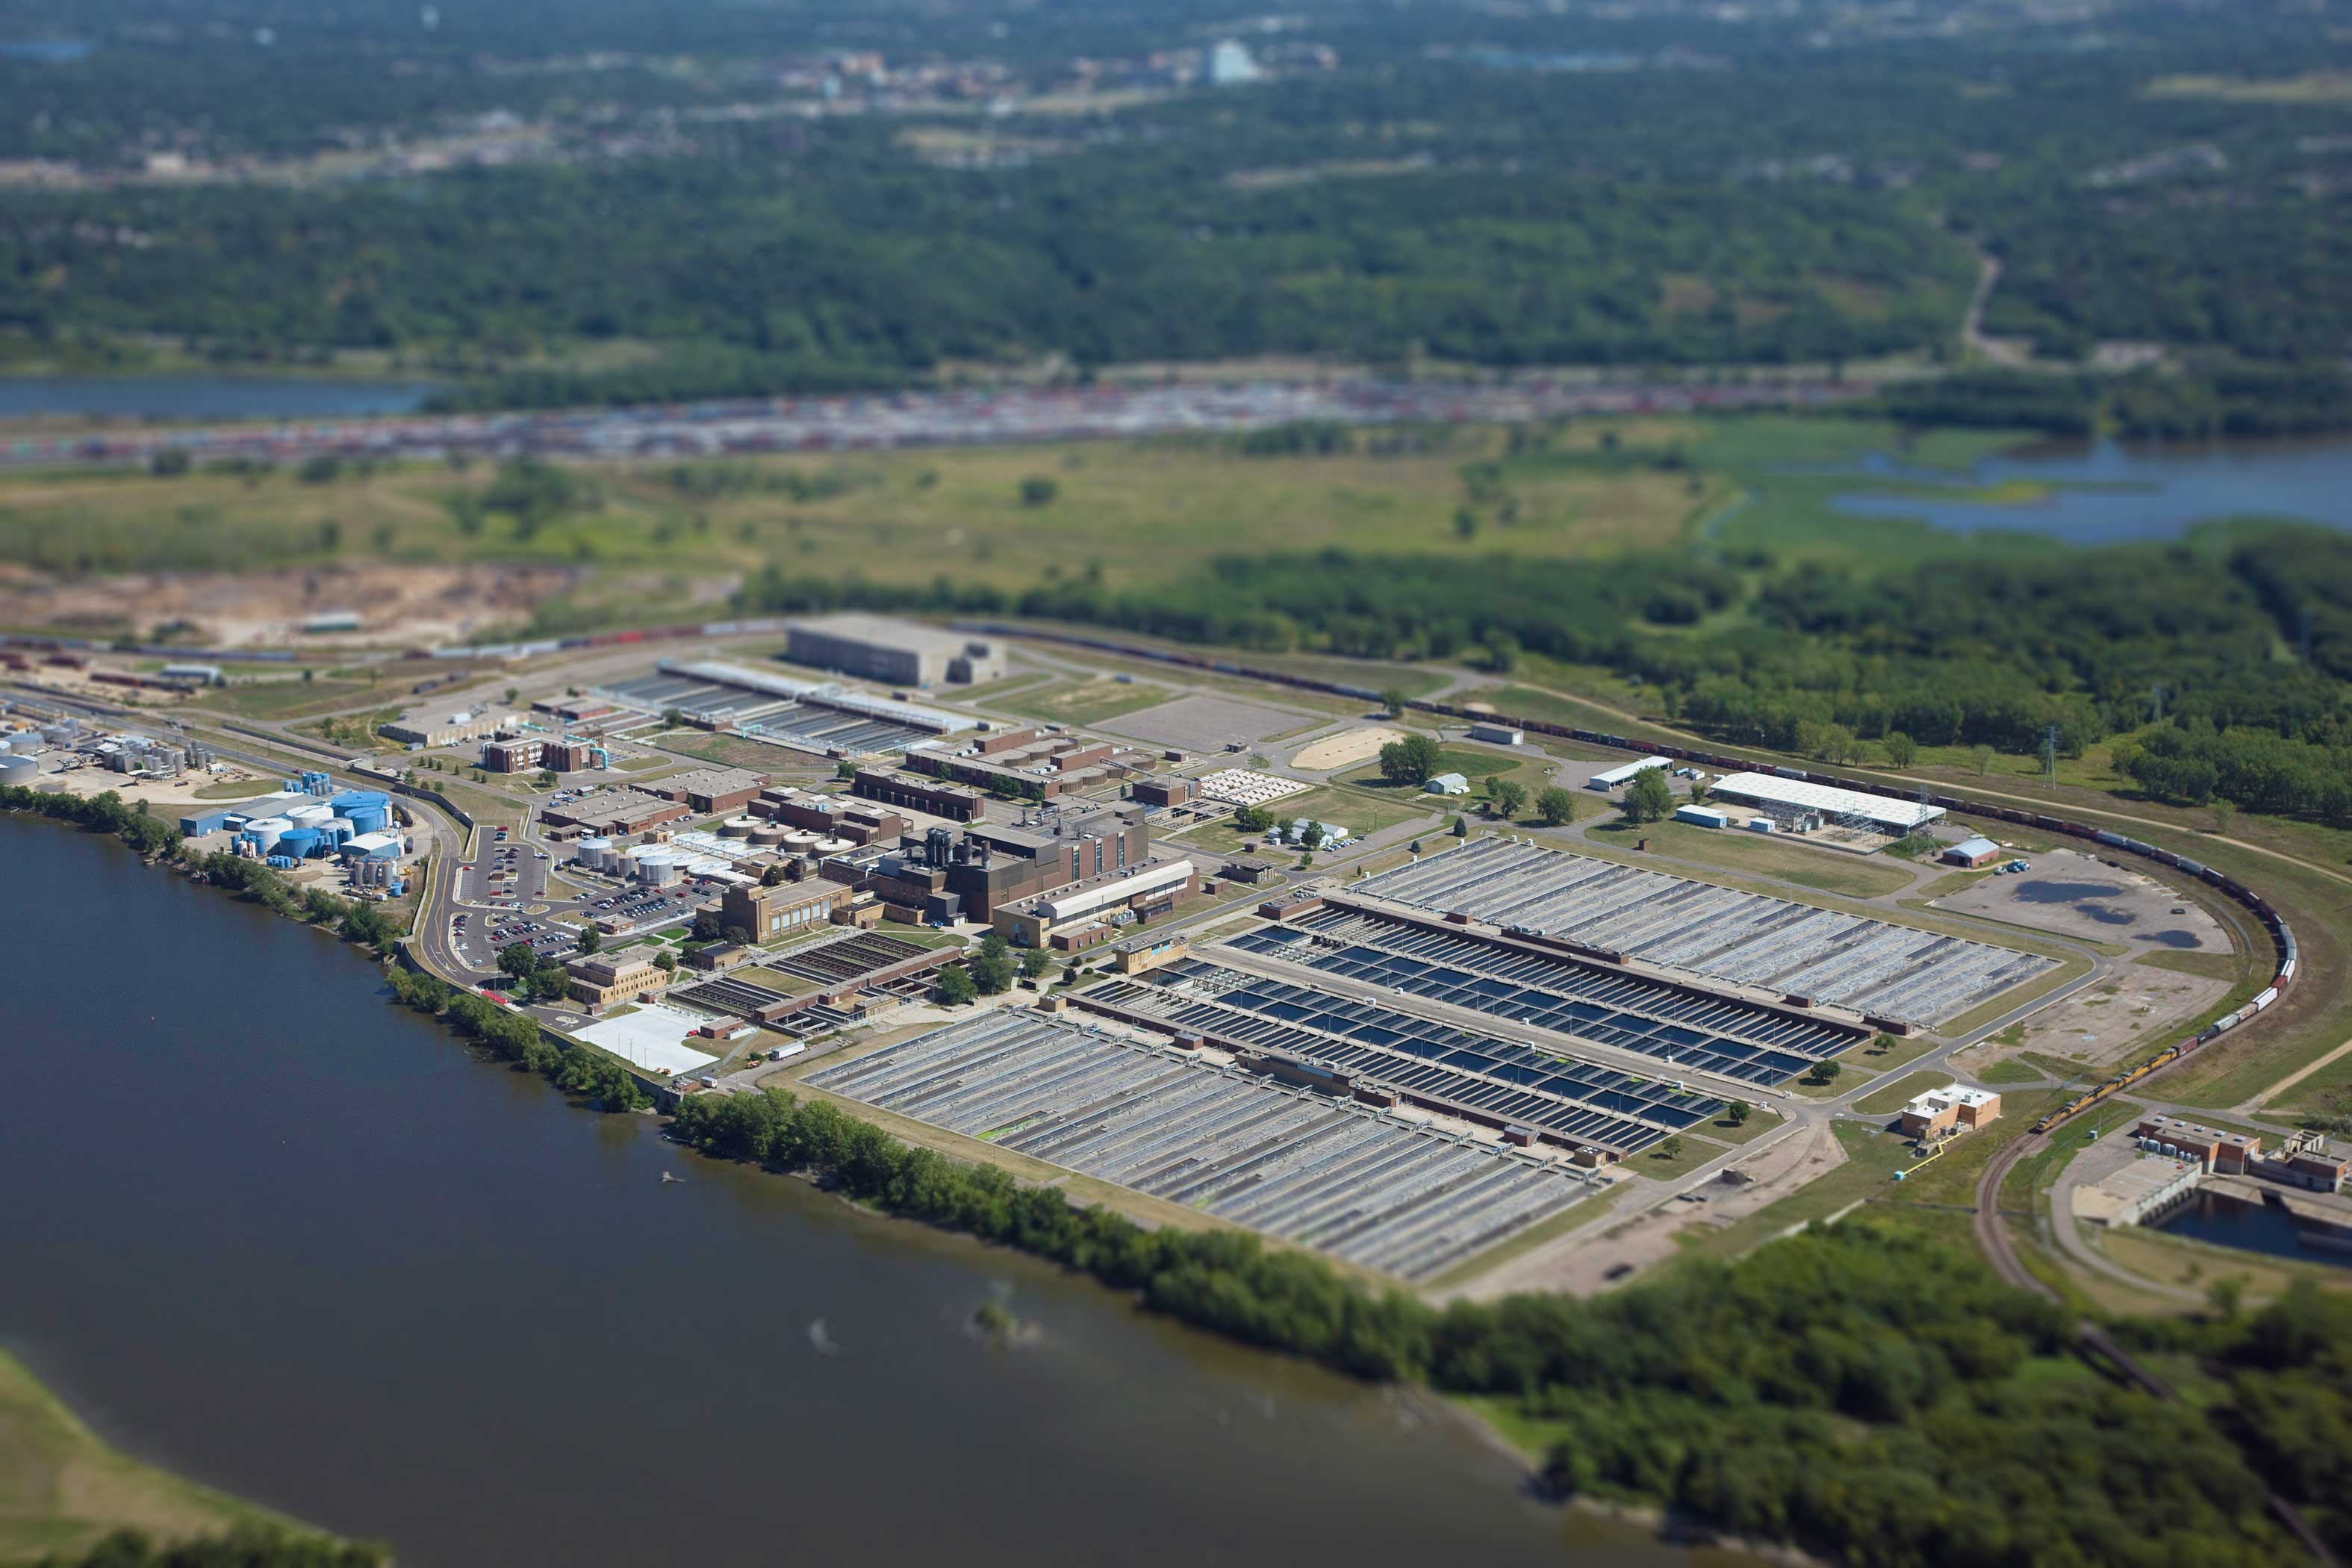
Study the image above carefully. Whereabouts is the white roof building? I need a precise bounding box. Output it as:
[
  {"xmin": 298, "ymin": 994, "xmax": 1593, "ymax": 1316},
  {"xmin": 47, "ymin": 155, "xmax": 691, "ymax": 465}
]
[
  {"xmin": 1709, "ymin": 771, "xmax": 1944, "ymax": 833},
  {"xmin": 1425, "ymin": 772, "xmax": 1470, "ymax": 795},
  {"xmin": 1587, "ymin": 756, "xmax": 1670, "ymax": 790}
]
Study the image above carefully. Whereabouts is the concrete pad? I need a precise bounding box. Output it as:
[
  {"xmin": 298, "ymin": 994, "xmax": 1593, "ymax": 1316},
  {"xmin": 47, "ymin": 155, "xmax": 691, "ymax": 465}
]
[{"xmin": 575, "ymin": 1004, "xmax": 722, "ymax": 1077}]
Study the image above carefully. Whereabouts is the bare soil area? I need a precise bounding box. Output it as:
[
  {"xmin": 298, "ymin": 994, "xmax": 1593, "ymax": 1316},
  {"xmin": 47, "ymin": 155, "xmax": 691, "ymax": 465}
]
[{"xmin": 0, "ymin": 563, "xmax": 579, "ymax": 649}]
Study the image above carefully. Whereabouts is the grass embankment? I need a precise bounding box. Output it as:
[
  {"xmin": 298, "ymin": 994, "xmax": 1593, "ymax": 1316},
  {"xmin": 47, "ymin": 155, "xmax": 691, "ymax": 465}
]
[{"xmin": 0, "ymin": 1349, "xmax": 319, "ymax": 1564}]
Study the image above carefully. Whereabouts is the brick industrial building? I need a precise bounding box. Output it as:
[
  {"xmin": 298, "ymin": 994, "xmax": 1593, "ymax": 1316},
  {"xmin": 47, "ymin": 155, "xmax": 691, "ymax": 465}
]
[
  {"xmin": 542, "ymin": 788, "xmax": 691, "ymax": 836},
  {"xmin": 720, "ymin": 876, "xmax": 855, "ymax": 942},
  {"xmin": 859, "ymin": 803, "xmax": 1154, "ymax": 925},
  {"xmin": 644, "ymin": 765, "xmax": 768, "ymax": 815},
  {"xmin": 852, "ymin": 768, "xmax": 987, "ymax": 823}
]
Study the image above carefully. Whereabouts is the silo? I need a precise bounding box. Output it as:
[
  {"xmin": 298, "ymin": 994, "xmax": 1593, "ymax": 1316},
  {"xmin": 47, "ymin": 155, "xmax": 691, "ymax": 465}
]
[
  {"xmin": 719, "ymin": 816, "xmax": 759, "ymax": 839},
  {"xmin": 242, "ymin": 816, "xmax": 294, "ymax": 856},
  {"xmin": 275, "ymin": 827, "xmax": 324, "ymax": 859},
  {"xmin": 288, "ymin": 803, "xmax": 335, "ymax": 827},
  {"xmin": 575, "ymin": 836, "xmax": 612, "ymax": 871},
  {"xmin": 748, "ymin": 824, "xmax": 789, "ymax": 847},
  {"xmin": 0, "ymin": 754, "xmax": 40, "ymax": 786},
  {"xmin": 783, "ymin": 831, "xmax": 821, "ymax": 853}
]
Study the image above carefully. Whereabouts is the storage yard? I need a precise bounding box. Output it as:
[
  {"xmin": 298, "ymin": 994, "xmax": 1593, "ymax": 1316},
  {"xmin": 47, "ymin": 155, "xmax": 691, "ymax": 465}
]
[
  {"xmin": 1356, "ymin": 838, "xmax": 2053, "ymax": 1026},
  {"xmin": 807, "ymin": 1009, "xmax": 1602, "ymax": 1281}
]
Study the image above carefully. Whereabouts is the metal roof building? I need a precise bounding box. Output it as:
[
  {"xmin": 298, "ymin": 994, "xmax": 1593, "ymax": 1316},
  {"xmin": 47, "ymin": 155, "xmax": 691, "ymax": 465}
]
[
  {"xmin": 1587, "ymin": 756, "xmax": 1669, "ymax": 791},
  {"xmin": 1710, "ymin": 772, "xmax": 1944, "ymax": 833}
]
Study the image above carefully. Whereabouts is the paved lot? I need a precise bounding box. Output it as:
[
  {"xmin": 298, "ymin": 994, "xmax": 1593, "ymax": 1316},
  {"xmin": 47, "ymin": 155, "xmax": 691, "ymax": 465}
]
[
  {"xmin": 1102, "ymin": 693, "xmax": 1309, "ymax": 753},
  {"xmin": 1929, "ymin": 848, "xmax": 2229, "ymax": 952}
]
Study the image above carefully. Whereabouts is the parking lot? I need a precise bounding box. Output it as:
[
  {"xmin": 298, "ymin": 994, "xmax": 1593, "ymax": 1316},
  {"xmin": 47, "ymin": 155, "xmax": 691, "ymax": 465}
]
[
  {"xmin": 1358, "ymin": 837, "xmax": 2054, "ymax": 1026},
  {"xmin": 810, "ymin": 1009, "xmax": 1601, "ymax": 1282}
]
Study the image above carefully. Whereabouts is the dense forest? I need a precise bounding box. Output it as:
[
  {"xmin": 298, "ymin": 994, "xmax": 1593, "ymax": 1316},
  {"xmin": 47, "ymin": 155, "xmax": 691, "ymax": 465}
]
[
  {"xmin": 666, "ymin": 1081, "xmax": 2352, "ymax": 1568},
  {"xmin": 732, "ymin": 521, "xmax": 2352, "ymax": 823},
  {"xmin": 1, "ymin": 0, "xmax": 2348, "ymax": 402}
]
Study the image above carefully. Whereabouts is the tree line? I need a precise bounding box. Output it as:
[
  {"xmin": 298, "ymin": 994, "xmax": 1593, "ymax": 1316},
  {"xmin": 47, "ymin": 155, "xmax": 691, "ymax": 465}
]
[
  {"xmin": 669, "ymin": 1081, "xmax": 2329, "ymax": 1567},
  {"xmin": 737, "ymin": 523, "xmax": 2352, "ymax": 824},
  {"xmin": 35, "ymin": 1528, "xmax": 386, "ymax": 1568}
]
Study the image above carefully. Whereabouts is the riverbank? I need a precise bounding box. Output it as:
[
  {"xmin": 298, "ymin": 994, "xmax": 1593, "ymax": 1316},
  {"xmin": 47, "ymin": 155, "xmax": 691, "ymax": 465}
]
[
  {"xmin": 0, "ymin": 1349, "xmax": 336, "ymax": 1565},
  {"xmin": 2, "ymin": 800, "xmax": 2339, "ymax": 1568}
]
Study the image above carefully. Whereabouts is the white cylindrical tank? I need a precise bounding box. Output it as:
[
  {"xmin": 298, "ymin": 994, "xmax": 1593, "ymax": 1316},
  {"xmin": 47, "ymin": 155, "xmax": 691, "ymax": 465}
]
[
  {"xmin": 783, "ymin": 831, "xmax": 821, "ymax": 851},
  {"xmin": 243, "ymin": 815, "xmax": 294, "ymax": 853},
  {"xmin": 719, "ymin": 816, "xmax": 759, "ymax": 839},
  {"xmin": 748, "ymin": 824, "xmax": 789, "ymax": 847},
  {"xmin": 0, "ymin": 754, "xmax": 39, "ymax": 785},
  {"xmin": 813, "ymin": 836, "xmax": 851, "ymax": 854},
  {"xmin": 636, "ymin": 850, "xmax": 685, "ymax": 888},
  {"xmin": 576, "ymin": 836, "xmax": 612, "ymax": 871},
  {"xmin": 288, "ymin": 803, "xmax": 335, "ymax": 827}
]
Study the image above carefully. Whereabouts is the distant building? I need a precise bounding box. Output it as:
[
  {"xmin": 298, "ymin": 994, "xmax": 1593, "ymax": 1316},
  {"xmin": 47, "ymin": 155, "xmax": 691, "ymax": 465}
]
[
  {"xmin": 786, "ymin": 613, "xmax": 1006, "ymax": 686},
  {"xmin": 2074, "ymin": 1154, "xmax": 2203, "ymax": 1228},
  {"xmin": 1203, "ymin": 37, "xmax": 1262, "ymax": 84},
  {"xmin": 1899, "ymin": 1084, "xmax": 2001, "ymax": 1140},
  {"xmin": 1943, "ymin": 836, "xmax": 2002, "ymax": 868},
  {"xmin": 721, "ymin": 877, "xmax": 853, "ymax": 942},
  {"xmin": 564, "ymin": 946, "xmax": 672, "ymax": 1010},
  {"xmin": 1710, "ymin": 771, "xmax": 1944, "ymax": 835},
  {"xmin": 644, "ymin": 766, "xmax": 768, "ymax": 815},
  {"xmin": 1425, "ymin": 772, "xmax": 1470, "ymax": 795},
  {"xmin": 1132, "ymin": 775, "xmax": 1197, "ymax": 809},
  {"xmin": 380, "ymin": 705, "xmax": 512, "ymax": 748},
  {"xmin": 542, "ymin": 788, "xmax": 691, "ymax": 836},
  {"xmin": 1466, "ymin": 723, "xmax": 1523, "ymax": 747},
  {"xmin": 2133, "ymin": 1113, "xmax": 2260, "ymax": 1175},
  {"xmin": 484, "ymin": 738, "xmax": 544, "ymax": 774},
  {"xmin": 851, "ymin": 768, "xmax": 987, "ymax": 823},
  {"xmin": 1675, "ymin": 804, "xmax": 1729, "ymax": 829},
  {"xmin": 1587, "ymin": 756, "xmax": 1670, "ymax": 792},
  {"xmin": 543, "ymin": 738, "xmax": 597, "ymax": 772},
  {"xmin": 1112, "ymin": 931, "xmax": 1190, "ymax": 976}
]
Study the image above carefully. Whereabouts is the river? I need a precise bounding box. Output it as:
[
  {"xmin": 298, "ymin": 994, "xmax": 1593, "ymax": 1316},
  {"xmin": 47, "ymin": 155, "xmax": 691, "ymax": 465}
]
[
  {"xmin": 0, "ymin": 376, "xmax": 435, "ymax": 420},
  {"xmin": 0, "ymin": 818, "xmax": 1681, "ymax": 1567},
  {"xmin": 1826, "ymin": 436, "xmax": 2352, "ymax": 543}
]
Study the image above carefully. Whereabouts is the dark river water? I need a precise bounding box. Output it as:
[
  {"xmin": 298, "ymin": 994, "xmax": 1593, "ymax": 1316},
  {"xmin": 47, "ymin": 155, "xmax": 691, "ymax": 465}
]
[
  {"xmin": 2156, "ymin": 1190, "xmax": 2352, "ymax": 1272},
  {"xmin": 0, "ymin": 376, "xmax": 435, "ymax": 420},
  {"xmin": 0, "ymin": 818, "xmax": 1668, "ymax": 1568},
  {"xmin": 1827, "ymin": 437, "xmax": 2352, "ymax": 543}
]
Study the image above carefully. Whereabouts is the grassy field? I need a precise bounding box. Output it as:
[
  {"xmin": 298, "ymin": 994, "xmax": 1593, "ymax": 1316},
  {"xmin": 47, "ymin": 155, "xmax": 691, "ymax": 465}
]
[
  {"xmin": 0, "ymin": 424, "xmax": 1726, "ymax": 591},
  {"xmin": 0, "ymin": 1349, "xmax": 317, "ymax": 1563},
  {"xmin": 1583, "ymin": 818, "xmax": 1914, "ymax": 898},
  {"xmin": 998, "ymin": 676, "xmax": 1175, "ymax": 727},
  {"xmin": 1852, "ymin": 1070, "xmax": 1957, "ymax": 1116}
]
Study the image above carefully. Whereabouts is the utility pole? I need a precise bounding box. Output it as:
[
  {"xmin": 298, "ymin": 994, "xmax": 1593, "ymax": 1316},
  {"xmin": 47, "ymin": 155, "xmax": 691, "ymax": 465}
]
[
  {"xmin": 2043, "ymin": 724, "xmax": 2059, "ymax": 792},
  {"xmin": 2150, "ymin": 681, "xmax": 2165, "ymax": 725}
]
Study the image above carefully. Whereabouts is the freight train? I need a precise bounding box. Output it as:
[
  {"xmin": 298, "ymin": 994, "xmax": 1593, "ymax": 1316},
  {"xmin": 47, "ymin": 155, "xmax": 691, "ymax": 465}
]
[{"xmin": 959, "ymin": 622, "xmax": 2298, "ymax": 1137}]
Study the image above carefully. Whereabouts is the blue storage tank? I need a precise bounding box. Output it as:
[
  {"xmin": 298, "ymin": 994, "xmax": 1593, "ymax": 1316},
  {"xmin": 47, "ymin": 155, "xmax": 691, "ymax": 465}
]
[
  {"xmin": 275, "ymin": 827, "xmax": 325, "ymax": 859},
  {"xmin": 265, "ymin": 854, "xmax": 299, "ymax": 870},
  {"xmin": 341, "ymin": 806, "xmax": 389, "ymax": 835}
]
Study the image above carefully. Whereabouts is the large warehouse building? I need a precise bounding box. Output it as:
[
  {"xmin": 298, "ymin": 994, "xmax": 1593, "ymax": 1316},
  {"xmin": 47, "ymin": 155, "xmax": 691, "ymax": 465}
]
[
  {"xmin": 785, "ymin": 614, "xmax": 1007, "ymax": 687},
  {"xmin": 1708, "ymin": 771, "xmax": 1945, "ymax": 835}
]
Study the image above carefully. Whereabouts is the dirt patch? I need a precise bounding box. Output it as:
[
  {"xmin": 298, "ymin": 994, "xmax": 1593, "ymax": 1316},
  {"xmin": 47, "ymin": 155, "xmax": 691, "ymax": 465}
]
[
  {"xmin": 1443, "ymin": 1121, "xmax": 1847, "ymax": 1300},
  {"xmin": 1291, "ymin": 725, "xmax": 1408, "ymax": 772},
  {"xmin": 1929, "ymin": 847, "xmax": 2227, "ymax": 951},
  {"xmin": 1982, "ymin": 964, "xmax": 2233, "ymax": 1071},
  {"xmin": 0, "ymin": 563, "xmax": 579, "ymax": 649}
]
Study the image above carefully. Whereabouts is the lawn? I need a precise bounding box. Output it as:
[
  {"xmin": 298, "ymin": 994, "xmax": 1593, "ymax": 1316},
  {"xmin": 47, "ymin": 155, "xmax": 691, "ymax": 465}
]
[
  {"xmin": 1676, "ymin": 1122, "xmax": 1912, "ymax": 1260},
  {"xmin": 0, "ymin": 1349, "xmax": 321, "ymax": 1563},
  {"xmin": 191, "ymin": 778, "xmax": 278, "ymax": 800},
  {"xmin": 1172, "ymin": 783, "xmax": 1439, "ymax": 855},
  {"xmin": 1852, "ymin": 1069, "xmax": 1956, "ymax": 1116},
  {"xmin": 998, "ymin": 677, "xmax": 1174, "ymax": 727},
  {"xmin": 1342, "ymin": 747, "xmax": 1541, "ymax": 791},
  {"xmin": 1583, "ymin": 818, "xmax": 1914, "ymax": 898}
]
